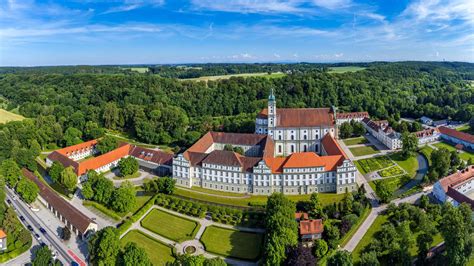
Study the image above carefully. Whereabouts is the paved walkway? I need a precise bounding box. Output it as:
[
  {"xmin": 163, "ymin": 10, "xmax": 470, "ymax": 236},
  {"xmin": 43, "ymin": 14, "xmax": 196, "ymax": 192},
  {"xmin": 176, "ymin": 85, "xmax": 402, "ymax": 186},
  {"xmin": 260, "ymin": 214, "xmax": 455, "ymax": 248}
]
[
  {"xmin": 343, "ymin": 191, "xmax": 429, "ymax": 252},
  {"xmin": 120, "ymin": 205, "xmax": 263, "ymax": 266}
]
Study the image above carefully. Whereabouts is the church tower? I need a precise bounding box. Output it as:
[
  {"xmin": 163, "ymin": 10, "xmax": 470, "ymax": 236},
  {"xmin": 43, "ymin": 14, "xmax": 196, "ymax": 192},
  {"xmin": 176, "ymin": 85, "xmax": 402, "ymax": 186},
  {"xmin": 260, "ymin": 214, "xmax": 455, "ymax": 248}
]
[{"xmin": 268, "ymin": 88, "xmax": 277, "ymax": 128}]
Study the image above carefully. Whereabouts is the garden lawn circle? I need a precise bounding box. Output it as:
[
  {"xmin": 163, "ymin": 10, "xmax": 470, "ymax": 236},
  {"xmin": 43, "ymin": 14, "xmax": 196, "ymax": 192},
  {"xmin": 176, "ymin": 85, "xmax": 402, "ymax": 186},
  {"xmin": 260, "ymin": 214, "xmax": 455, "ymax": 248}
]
[
  {"xmin": 141, "ymin": 209, "xmax": 201, "ymax": 242},
  {"xmin": 200, "ymin": 226, "xmax": 264, "ymax": 261},
  {"xmin": 185, "ymin": 245, "xmax": 196, "ymax": 254},
  {"xmin": 121, "ymin": 230, "xmax": 174, "ymax": 265}
]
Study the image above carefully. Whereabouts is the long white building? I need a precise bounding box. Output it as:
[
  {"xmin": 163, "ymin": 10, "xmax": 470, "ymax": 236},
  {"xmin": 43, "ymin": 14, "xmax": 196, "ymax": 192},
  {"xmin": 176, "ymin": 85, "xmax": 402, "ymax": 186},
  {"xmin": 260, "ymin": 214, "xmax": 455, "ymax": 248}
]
[
  {"xmin": 173, "ymin": 90, "xmax": 359, "ymax": 195},
  {"xmin": 433, "ymin": 166, "xmax": 474, "ymax": 208}
]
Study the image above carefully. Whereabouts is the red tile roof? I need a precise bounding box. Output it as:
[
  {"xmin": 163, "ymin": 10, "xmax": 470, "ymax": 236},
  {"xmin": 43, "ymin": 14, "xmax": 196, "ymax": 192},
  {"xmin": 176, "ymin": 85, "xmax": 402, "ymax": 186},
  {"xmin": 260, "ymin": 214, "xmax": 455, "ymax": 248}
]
[
  {"xmin": 414, "ymin": 128, "xmax": 438, "ymax": 138},
  {"xmin": 295, "ymin": 212, "xmax": 309, "ymax": 220},
  {"xmin": 258, "ymin": 108, "xmax": 334, "ymax": 127},
  {"xmin": 22, "ymin": 169, "xmax": 96, "ymax": 235},
  {"xmin": 0, "ymin": 230, "xmax": 6, "ymax": 239},
  {"xmin": 299, "ymin": 219, "xmax": 324, "ymax": 235},
  {"xmin": 321, "ymin": 133, "xmax": 348, "ymax": 159},
  {"xmin": 47, "ymin": 140, "xmax": 173, "ymax": 176},
  {"xmin": 439, "ymin": 166, "xmax": 474, "ymax": 192},
  {"xmin": 336, "ymin": 112, "xmax": 369, "ymax": 120},
  {"xmin": 439, "ymin": 126, "xmax": 474, "ymax": 144}
]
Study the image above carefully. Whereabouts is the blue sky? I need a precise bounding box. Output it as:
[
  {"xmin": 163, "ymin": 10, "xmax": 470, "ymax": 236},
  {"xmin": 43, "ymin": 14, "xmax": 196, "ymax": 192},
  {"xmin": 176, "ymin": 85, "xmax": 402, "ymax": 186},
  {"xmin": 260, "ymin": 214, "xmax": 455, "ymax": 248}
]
[{"xmin": 0, "ymin": 0, "xmax": 473, "ymax": 66}]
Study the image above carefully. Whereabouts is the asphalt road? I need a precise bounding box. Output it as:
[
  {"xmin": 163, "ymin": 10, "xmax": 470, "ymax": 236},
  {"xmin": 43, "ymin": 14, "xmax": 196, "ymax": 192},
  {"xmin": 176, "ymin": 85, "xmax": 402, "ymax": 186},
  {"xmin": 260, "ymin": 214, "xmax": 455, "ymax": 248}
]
[{"xmin": 6, "ymin": 188, "xmax": 74, "ymax": 265}]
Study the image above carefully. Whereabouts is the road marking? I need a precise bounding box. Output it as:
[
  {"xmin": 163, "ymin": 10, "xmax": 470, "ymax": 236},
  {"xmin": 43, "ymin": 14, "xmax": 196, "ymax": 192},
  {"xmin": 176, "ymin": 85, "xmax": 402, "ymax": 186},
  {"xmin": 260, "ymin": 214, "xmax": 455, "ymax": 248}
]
[{"xmin": 68, "ymin": 250, "xmax": 86, "ymax": 266}]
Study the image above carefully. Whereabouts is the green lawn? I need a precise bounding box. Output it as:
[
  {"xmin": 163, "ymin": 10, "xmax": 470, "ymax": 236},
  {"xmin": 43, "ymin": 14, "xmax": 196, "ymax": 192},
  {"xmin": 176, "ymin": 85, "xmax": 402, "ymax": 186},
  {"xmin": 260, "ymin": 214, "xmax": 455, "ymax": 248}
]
[
  {"xmin": 141, "ymin": 209, "xmax": 200, "ymax": 242},
  {"xmin": 433, "ymin": 142, "xmax": 474, "ymax": 162},
  {"xmin": 200, "ymin": 226, "xmax": 264, "ymax": 261},
  {"xmin": 343, "ymin": 137, "xmax": 368, "ymax": 146},
  {"xmin": 185, "ymin": 186, "xmax": 249, "ymax": 197},
  {"xmin": 355, "ymin": 156, "xmax": 394, "ymax": 175},
  {"xmin": 352, "ymin": 214, "xmax": 388, "ymax": 262},
  {"xmin": 0, "ymin": 108, "xmax": 25, "ymax": 123},
  {"xmin": 377, "ymin": 165, "xmax": 405, "ymax": 178},
  {"xmin": 121, "ymin": 230, "xmax": 174, "ymax": 265},
  {"xmin": 457, "ymin": 125, "xmax": 474, "ymax": 134},
  {"xmin": 349, "ymin": 145, "xmax": 380, "ymax": 157},
  {"xmin": 112, "ymin": 171, "xmax": 141, "ymax": 180},
  {"xmin": 388, "ymin": 152, "xmax": 418, "ymax": 178},
  {"xmin": 130, "ymin": 193, "xmax": 153, "ymax": 214},
  {"xmin": 174, "ymin": 188, "xmax": 345, "ymax": 207},
  {"xmin": 419, "ymin": 146, "xmax": 434, "ymax": 166},
  {"xmin": 328, "ymin": 66, "xmax": 366, "ymax": 73}
]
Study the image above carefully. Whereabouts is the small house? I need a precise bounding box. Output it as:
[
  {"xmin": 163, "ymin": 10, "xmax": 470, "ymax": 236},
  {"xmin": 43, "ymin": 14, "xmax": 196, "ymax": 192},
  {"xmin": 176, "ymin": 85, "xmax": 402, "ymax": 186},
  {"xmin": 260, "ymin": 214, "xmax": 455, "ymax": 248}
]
[{"xmin": 299, "ymin": 219, "xmax": 324, "ymax": 241}]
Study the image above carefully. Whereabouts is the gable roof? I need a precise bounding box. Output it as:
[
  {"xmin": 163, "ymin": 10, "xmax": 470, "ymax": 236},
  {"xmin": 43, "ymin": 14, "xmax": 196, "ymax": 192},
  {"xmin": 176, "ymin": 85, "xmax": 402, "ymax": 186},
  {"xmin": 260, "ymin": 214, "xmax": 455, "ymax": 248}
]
[
  {"xmin": 439, "ymin": 166, "xmax": 474, "ymax": 192},
  {"xmin": 414, "ymin": 128, "xmax": 439, "ymax": 138},
  {"xmin": 439, "ymin": 126, "xmax": 474, "ymax": 144},
  {"xmin": 321, "ymin": 133, "xmax": 348, "ymax": 159},
  {"xmin": 258, "ymin": 108, "xmax": 334, "ymax": 127},
  {"xmin": 300, "ymin": 219, "xmax": 324, "ymax": 235},
  {"xmin": 0, "ymin": 230, "xmax": 6, "ymax": 239},
  {"xmin": 202, "ymin": 150, "xmax": 243, "ymax": 167},
  {"xmin": 129, "ymin": 146, "xmax": 173, "ymax": 166},
  {"xmin": 22, "ymin": 169, "xmax": 96, "ymax": 235},
  {"xmin": 336, "ymin": 112, "xmax": 369, "ymax": 120}
]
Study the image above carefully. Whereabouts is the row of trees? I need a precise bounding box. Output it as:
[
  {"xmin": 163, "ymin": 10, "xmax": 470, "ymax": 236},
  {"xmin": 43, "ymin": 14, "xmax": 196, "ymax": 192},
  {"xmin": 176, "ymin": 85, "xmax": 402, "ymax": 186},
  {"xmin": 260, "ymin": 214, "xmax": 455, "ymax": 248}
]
[
  {"xmin": 338, "ymin": 121, "xmax": 366, "ymax": 139},
  {"xmin": 82, "ymin": 171, "xmax": 136, "ymax": 213},
  {"xmin": 0, "ymin": 159, "xmax": 38, "ymax": 204}
]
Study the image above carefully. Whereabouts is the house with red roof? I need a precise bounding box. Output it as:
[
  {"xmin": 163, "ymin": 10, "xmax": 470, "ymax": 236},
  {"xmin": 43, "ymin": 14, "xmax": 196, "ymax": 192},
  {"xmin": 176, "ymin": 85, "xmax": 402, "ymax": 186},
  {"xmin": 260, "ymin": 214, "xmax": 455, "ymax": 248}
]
[
  {"xmin": 0, "ymin": 229, "xmax": 6, "ymax": 251},
  {"xmin": 433, "ymin": 166, "xmax": 474, "ymax": 208},
  {"xmin": 438, "ymin": 126, "xmax": 474, "ymax": 151},
  {"xmin": 336, "ymin": 111, "xmax": 369, "ymax": 125},
  {"xmin": 299, "ymin": 219, "xmax": 324, "ymax": 241},
  {"xmin": 46, "ymin": 139, "xmax": 173, "ymax": 182}
]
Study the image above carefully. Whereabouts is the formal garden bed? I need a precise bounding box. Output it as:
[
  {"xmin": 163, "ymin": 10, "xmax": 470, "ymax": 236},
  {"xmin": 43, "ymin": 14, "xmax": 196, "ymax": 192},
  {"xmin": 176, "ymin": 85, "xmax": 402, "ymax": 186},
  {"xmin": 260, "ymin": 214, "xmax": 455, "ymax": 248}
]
[
  {"xmin": 141, "ymin": 209, "xmax": 201, "ymax": 242},
  {"xmin": 200, "ymin": 226, "xmax": 264, "ymax": 261},
  {"xmin": 120, "ymin": 230, "xmax": 175, "ymax": 265},
  {"xmin": 343, "ymin": 137, "xmax": 368, "ymax": 146},
  {"xmin": 355, "ymin": 156, "xmax": 394, "ymax": 175},
  {"xmin": 377, "ymin": 165, "xmax": 405, "ymax": 178},
  {"xmin": 369, "ymin": 175, "xmax": 411, "ymax": 199},
  {"xmin": 349, "ymin": 145, "xmax": 380, "ymax": 157}
]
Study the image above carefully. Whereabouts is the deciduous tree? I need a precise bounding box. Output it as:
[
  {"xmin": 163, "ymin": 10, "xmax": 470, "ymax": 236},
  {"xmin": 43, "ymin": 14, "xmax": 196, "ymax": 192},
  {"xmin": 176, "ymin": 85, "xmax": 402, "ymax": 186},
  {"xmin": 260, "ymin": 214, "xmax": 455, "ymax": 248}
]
[{"xmin": 15, "ymin": 177, "xmax": 39, "ymax": 204}]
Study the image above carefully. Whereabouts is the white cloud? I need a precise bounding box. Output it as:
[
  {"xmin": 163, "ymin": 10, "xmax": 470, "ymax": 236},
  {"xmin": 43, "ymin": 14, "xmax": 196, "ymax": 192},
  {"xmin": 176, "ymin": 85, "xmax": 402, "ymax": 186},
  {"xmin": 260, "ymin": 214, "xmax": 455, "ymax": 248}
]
[
  {"xmin": 102, "ymin": 0, "xmax": 165, "ymax": 14},
  {"xmin": 334, "ymin": 53, "xmax": 343, "ymax": 58},
  {"xmin": 273, "ymin": 53, "xmax": 281, "ymax": 58}
]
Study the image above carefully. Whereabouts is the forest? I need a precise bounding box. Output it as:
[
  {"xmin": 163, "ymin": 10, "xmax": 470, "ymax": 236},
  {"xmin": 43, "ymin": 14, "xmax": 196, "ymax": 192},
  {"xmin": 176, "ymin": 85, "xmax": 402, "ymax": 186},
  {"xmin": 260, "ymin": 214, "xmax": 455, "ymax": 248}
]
[{"xmin": 0, "ymin": 62, "xmax": 472, "ymax": 169}]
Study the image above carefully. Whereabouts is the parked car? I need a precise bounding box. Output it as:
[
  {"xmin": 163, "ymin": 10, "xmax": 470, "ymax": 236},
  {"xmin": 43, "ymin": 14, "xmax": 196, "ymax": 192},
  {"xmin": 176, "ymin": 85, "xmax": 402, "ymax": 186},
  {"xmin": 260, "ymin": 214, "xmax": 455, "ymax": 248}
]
[
  {"xmin": 39, "ymin": 227, "xmax": 46, "ymax": 234},
  {"xmin": 19, "ymin": 216, "xmax": 25, "ymax": 222},
  {"xmin": 35, "ymin": 233, "xmax": 41, "ymax": 241},
  {"xmin": 71, "ymin": 261, "xmax": 79, "ymax": 266},
  {"xmin": 6, "ymin": 199, "xmax": 11, "ymax": 204},
  {"xmin": 40, "ymin": 242, "xmax": 46, "ymax": 247},
  {"xmin": 27, "ymin": 225, "xmax": 33, "ymax": 231}
]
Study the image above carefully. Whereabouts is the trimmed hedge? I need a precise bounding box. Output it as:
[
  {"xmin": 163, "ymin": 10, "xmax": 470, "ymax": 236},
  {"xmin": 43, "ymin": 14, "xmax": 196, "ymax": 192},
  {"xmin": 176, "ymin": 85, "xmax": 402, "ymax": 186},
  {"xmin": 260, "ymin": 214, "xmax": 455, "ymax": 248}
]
[
  {"xmin": 117, "ymin": 194, "xmax": 158, "ymax": 235},
  {"xmin": 83, "ymin": 200, "xmax": 122, "ymax": 221},
  {"xmin": 155, "ymin": 194, "xmax": 264, "ymax": 228}
]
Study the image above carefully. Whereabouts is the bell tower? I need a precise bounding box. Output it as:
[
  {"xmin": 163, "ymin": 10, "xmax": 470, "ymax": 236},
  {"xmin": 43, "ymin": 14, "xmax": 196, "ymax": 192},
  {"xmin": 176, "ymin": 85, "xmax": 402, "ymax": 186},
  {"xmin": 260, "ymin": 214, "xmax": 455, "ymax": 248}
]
[{"xmin": 268, "ymin": 89, "xmax": 277, "ymax": 128}]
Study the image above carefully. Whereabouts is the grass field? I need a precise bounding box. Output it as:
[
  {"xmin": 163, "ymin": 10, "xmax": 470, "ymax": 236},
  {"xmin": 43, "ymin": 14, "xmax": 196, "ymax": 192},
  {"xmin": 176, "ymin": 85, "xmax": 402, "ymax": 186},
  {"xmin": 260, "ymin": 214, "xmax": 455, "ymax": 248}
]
[
  {"xmin": 389, "ymin": 152, "xmax": 418, "ymax": 178},
  {"xmin": 328, "ymin": 66, "xmax": 366, "ymax": 73},
  {"xmin": 0, "ymin": 109, "xmax": 25, "ymax": 123},
  {"xmin": 377, "ymin": 165, "xmax": 405, "ymax": 178},
  {"xmin": 457, "ymin": 125, "xmax": 474, "ymax": 134},
  {"xmin": 434, "ymin": 142, "xmax": 474, "ymax": 161},
  {"xmin": 181, "ymin": 72, "xmax": 286, "ymax": 81},
  {"xmin": 355, "ymin": 156, "xmax": 394, "ymax": 174},
  {"xmin": 352, "ymin": 214, "xmax": 388, "ymax": 262},
  {"xmin": 200, "ymin": 226, "xmax": 264, "ymax": 260},
  {"xmin": 419, "ymin": 146, "xmax": 434, "ymax": 166},
  {"xmin": 174, "ymin": 188, "xmax": 345, "ymax": 207},
  {"xmin": 141, "ymin": 209, "xmax": 200, "ymax": 242},
  {"xmin": 185, "ymin": 186, "xmax": 248, "ymax": 197},
  {"xmin": 349, "ymin": 145, "xmax": 380, "ymax": 157},
  {"xmin": 121, "ymin": 230, "xmax": 174, "ymax": 265},
  {"xmin": 343, "ymin": 137, "xmax": 368, "ymax": 146}
]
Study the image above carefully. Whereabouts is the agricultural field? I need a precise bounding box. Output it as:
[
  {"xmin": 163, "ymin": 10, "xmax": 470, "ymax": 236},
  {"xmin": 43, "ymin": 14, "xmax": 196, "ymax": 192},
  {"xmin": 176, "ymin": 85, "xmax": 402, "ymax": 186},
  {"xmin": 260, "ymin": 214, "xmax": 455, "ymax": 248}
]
[
  {"xmin": 0, "ymin": 109, "xmax": 25, "ymax": 123},
  {"xmin": 141, "ymin": 209, "xmax": 200, "ymax": 242},
  {"xmin": 120, "ymin": 230, "xmax": 174, "ymax": 265},
  {"xmin": 121, "ymin": 67, "xmax": 149, "ymax": 73},
  {"xmin": 174, "ymin": 188, "xmax": 345, "ymax": 207},
  {"xmin": 328, "ymin": 66, "xmax": 366, "ymax": 73},
  {"xmin": 349, "ymin": 145, "xmax": 380, "ymax": 157},
  {"xmin": 377, "ymin": 165, "xmax": 405, "ymax": 178},
  {"xmin": 355, "ymin": 156, "xmax": 394, "ymax": 174},
  {"xmin": 200, "ymin": 226, "xmax": 264, "ymax": 261},
  {"xmin": 181, "ymin": 72, "xmax": 286, "ymax": 81},
  {"xmin": 343, "ymin": 136, "xmax": 368, "ymax": 146}
]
